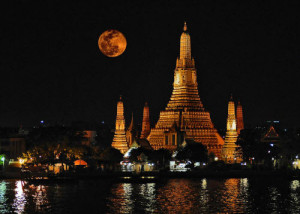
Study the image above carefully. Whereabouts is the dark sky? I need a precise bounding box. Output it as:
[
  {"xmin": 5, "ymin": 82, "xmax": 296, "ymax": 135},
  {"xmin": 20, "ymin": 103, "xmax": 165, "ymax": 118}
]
[{"xmin": 1, "ymin": 1, "xmax": 300, "ymax": 129}]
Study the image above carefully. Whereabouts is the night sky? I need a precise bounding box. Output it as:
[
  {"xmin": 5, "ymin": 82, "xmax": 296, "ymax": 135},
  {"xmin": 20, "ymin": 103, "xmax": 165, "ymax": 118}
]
[{"xmin": 1, "ymin": 1, "xmax": 300, "ymax": 129}]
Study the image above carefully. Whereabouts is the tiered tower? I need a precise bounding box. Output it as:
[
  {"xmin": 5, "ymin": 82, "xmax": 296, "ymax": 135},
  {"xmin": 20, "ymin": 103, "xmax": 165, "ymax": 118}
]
[
  {"xmin": 148, "ymin": 22, "xmax": 224, "ymax": 157},
  {"xmin": 140, "ymin": 102, "xmax": 151, "ymax": 139},
  {"xmin": 111, "ymin": 96, "xmax": 129, "ymax": 154},
  {"xmin": 222, "ymin": 96, "xmax": 239, "ymax": 163},
  {"xmin": 236, "ymin": 101, "xmax": 244, "ymax": 135}
]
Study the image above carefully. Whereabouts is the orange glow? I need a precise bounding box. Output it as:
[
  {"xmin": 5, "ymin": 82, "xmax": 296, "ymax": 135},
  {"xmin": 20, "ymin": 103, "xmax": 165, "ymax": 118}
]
[
  {"xmin": 74, "ymin": 160, "xmax": 87, "ymax": 166},
  {"xmin": 112, "ymin": 96, "xmax": 129, "ymax": 154},
  {"xmin": 147, "ymin": 23, "xmax": 224, "ymax": 158},
  {"xmin": 98, "ymin": 30, "xmax": 127, "ymax": 57}
]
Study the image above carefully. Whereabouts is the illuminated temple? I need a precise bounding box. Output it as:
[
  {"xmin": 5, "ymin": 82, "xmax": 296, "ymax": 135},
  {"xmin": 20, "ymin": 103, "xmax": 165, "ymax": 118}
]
[
  {"xmin": 111, "ymin": 97, "xmax": 129, "ymax": 154},
  {"xmin": 221, "ymin": 96, "xmax": 240, "ymax": 163},
  {"xmin": 147, "ymin": 22, "xmax": 224, "ymax": 158}
]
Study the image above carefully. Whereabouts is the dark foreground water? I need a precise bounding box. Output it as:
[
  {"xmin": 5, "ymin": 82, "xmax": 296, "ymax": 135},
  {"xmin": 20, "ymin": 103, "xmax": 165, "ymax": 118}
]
[{"xmin": 0, "ymin": 178, "xmax": 300, "ymax": 213}]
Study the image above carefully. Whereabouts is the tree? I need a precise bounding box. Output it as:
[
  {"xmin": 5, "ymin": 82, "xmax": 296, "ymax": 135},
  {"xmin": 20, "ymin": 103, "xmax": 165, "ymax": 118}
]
[
  {"xmin": 151, "ymin": 149, "xmax": 172, "ymax": 167},
  {"xmin": 236, "ymin": 129, "xmax": 280, "ymax": 167},
  {"xmin": 99, "ymin": 147, "xmax": 123, "ymax": 163},
  {"xmin": 95, "ymin": 123, "xmax": 114, "ymax": 149},
  {"xmin": 176, "ymin": 141, "xmax": 208, "ymax": 164},
  {"xmin": 22, "ymin": 126, "xmax": 87, "ymax": 168}
]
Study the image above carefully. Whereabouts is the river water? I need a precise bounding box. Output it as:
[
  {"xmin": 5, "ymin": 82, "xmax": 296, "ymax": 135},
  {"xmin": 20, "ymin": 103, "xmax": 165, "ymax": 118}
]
[{"xmin": 0, "ymin": 178, "xmax": 299, "ymax": 213}]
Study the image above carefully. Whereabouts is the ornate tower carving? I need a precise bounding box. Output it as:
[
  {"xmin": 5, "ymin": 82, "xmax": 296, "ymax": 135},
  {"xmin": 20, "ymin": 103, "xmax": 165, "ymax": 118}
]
[
  {"xmin": 111, "ymin": 96, "xmax": 128, "ymax": 154},
  {"xmin": 141, "ymin": 102, "xmax": 151, "ymax": 139},
  {"xmin": 222, "ymin": 96, "xmax": 240, "ymax": 163},
  {"xmin": 148, "ymin": 23, "xmax": 224, "ymax": 157},
  {"xmin": 236, "ymin": 101, "xmax": 244, "ymax": 135}
]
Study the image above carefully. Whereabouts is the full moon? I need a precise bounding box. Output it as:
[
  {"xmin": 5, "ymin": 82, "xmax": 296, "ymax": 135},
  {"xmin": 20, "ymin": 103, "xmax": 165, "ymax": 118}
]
[{"xmin": 98, "ymin": 29, "xmax": 127, "ymax": 57}]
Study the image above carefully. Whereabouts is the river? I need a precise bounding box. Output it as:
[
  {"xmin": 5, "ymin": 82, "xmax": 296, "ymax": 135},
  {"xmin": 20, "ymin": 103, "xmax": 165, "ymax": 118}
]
[{"xmin": 0, "ymin": 178, "xmax": 299, "ymax": 213}]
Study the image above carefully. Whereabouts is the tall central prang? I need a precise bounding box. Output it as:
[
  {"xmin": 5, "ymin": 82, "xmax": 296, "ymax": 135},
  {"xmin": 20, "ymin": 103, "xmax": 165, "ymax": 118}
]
[{"xmin": 148, "ymin": 22, "xmax": 224, "ymax": 158}]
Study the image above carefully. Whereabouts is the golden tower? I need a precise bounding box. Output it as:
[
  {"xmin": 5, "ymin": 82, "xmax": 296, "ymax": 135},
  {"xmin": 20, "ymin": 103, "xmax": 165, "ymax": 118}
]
[
  {"xmin": 148, "ymin": 22, "xmax": 224, "ymax": 157},
  {"xmin": 236, "ymin": 101, "xmax": 244, "ymax": 135},
  {"xmin": 111, "ymin": 96, "xmax": 129, "ymax": 154},
  {"xmin": 222, "ymin": 96, "xmax": 240, "ymax": 163},
  {"xmin": 140, "ymin": 102, "xmax": 151, "ymax": 139}
]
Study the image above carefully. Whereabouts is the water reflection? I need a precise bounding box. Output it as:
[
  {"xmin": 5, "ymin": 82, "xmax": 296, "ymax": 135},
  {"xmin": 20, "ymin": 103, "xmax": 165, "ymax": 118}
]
[
  {"xmin": 31, "ymin": 184, "xmax": 50, "ymax": 211},
  {"xmin": 0, "ymin": 181, "xmax": 9, "ymax": 213},
  {"xmin": 0, "ymin": 178, "xmax": 299, "ymax": 213},
  {"xmin": 108, "ymin": 182, "xmax": 156, "ymax": 213},
  {"xmin": 13, "ymin": 181, "xmax": 26, "ymax": 214}
]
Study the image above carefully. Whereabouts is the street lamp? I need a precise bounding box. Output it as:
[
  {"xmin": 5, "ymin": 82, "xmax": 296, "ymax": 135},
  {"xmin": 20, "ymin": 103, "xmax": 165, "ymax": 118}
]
[{"xmin": 1, "ymin": 156, "xmax": 5, "ymax": 170}]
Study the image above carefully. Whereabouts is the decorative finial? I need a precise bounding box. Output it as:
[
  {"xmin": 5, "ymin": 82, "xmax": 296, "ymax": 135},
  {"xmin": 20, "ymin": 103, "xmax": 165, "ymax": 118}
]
[
  {"xmin": 183, "ymin": 22, "xmax": 187, "ymax": 32},
  {"xmin": 119, "ymin": 95, "xmax": 122, "ymax": 101},
  {"xmin": 230, "ymin": 94, "xmax": 233, "ymax": 101}
]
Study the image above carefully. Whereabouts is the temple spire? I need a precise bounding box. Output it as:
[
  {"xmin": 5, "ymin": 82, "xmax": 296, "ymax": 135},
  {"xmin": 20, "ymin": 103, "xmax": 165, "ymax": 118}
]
[
  {"xmin": 141, "ymin": 102, "xmax": 151, "ymax": 139},
  {"xmin": 236, "ymin": 101, "xmax": 244, "ymax": 135},
  {"xmin": 222, "ymin": 96, "xmax": 241, "ymax": 163},
  {"xmin": 111, "ymin": 96, "xmax": 128, "ymax": 154},
  {"xmin": 183, "ymin": 21, "xmax": 187, "ymax": 31},
  {"xmin": 148, "ymin": 23, "xmax": 224, "ymax": 158},
  {"xmin": 128, "ymin": 112, "xmax": 134, "ymax": 131},
  {"xmin": 180, "ymin": 22, "xmax": 191, "ymax": 60},
  {"xmin": 126, "ymin": 112, "xmax": 137, "ymax": 147}
]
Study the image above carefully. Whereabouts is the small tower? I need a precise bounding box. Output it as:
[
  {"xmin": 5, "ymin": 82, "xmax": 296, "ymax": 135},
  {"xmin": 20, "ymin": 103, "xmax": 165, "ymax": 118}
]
[
  {"xmin": 236, "ymin": 101, "xmax": 244, "ymax": 135},
  {"xmin": 141, "ymin": 102, "xmax": 151, "ymax": 139},
  {"xmin": 126, "ymin": 113, "xmax": 138, "ymax": 147},
  {"xmin": 222, "ymin": 96, "xmax": 240, "ymax": 163},
  {"xmin": 111, "ymin": 96, "xmax": 128, "ymax": 154}
]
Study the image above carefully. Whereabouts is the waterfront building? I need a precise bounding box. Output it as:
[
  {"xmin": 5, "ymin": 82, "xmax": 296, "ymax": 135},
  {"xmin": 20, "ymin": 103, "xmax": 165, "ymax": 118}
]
[
  {"xmin": 222, "ymin": 96, "xmax": 241, "ymax": 163},
  {"xmin": 148, "ymin": 22, "xmax": 224, "ymax": 157},
  {"xmin": 236, "ymin": 101, "xmax": 244, "ymax": 135},
  {"xmin": 0, "ymin": 128, "xmax": 26, "ymax": 164},
  {"xmin": 140, "ymin": 102, "xmax": 151, "ymax": 139},
  {"xmin": 111, "ymin": 96, "xmax": 129, "ymax": 154}
]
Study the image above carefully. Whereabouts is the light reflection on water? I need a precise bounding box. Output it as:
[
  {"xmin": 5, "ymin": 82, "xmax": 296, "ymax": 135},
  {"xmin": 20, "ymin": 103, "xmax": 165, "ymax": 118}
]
[
  {"xmin": 0, "ymin": 178, "xmax": 299, "ymax": 213},
  {"xmin": 13, "ymin": 181, "xmax": 26, "ymax": 214}
]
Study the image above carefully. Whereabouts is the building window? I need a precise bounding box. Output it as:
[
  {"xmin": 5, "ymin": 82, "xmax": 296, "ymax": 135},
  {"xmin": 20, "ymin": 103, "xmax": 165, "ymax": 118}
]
[
  {"xmin": 165, "ymin": 136, "xmax": 169, "ymax": 145},
  {"xmin": 172, "ymin": 134, "xmax": 176, "ymax": 145}
]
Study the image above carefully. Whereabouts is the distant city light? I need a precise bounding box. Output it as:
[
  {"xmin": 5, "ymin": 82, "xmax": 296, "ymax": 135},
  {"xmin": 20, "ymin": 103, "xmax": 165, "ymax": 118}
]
[
  {"xmin": 268, "ymin": 150, "xmax": 271, "ymax": 153},
  {"xmin": 40, "ymin": 120, "xmax": 44, "ymax": 124},
  {"xmin": 270, "ymin": 144, "xmax": 274, "ymax": 147}
]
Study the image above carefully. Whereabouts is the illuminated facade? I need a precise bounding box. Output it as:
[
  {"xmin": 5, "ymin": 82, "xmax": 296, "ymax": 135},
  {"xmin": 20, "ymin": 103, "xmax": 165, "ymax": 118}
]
[
  {"xmin": 111, "ymin": 97, "xmax": 129, "ymax": 154},
  {"xmin": 140, "ymin": 102, "xmax": 151, "ymax": 139},
  {"xmin": 236, "ymin": 101, "xmax": 244, "ymax": 135},
  {"xmin": 148, "ymin": 23, "xmax": 224, "ymax": 157},
  {"xmin": 222, "ymin": 97, "xmax": 240, "ymax": 163}
]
